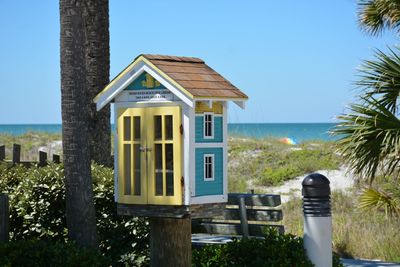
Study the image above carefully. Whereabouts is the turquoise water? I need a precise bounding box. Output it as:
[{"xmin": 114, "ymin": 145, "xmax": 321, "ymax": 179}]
[{"xmin": 0, "ymin": 123, "xmax": 337, "ymax": 142}]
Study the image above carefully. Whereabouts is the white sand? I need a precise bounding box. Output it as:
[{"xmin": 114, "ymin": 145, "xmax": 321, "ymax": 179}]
[{"xmin": 259, "ymin": 166, "xmax": 355, "ymax": 203}]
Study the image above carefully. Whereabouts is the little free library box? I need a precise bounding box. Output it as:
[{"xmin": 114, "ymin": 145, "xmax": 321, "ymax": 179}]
[{"xmin": 94, "ymin": 54, "xmax": 247, "ymax": 218}]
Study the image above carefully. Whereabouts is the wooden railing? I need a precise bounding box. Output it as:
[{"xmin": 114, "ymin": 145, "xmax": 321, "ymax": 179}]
[{"xmin": 0, "ymin": 144, "xmax": 61, "ymax": 167}]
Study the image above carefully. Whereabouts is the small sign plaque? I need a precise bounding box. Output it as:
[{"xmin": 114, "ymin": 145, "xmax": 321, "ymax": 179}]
[{"xmin": 128, "ymin": 90, "xmax": 174, "ymax": 102}]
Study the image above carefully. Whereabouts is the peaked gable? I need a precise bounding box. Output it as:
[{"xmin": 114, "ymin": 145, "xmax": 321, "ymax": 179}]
[
  {"xmin": 125, "ymin": 72, "xmax": 166, "ymax": 90},
  {"xmin": 94, "ymin": 54, "xmax": 248, "ymax": 111}
]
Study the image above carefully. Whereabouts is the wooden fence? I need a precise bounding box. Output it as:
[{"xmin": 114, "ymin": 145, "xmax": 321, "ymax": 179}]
[{"xmin": 0, "ymin": 144, "xmax": 61, "ymax": 167}]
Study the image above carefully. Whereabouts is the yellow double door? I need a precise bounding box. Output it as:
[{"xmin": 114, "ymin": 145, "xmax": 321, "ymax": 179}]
[{"xmin": 118, "ymin": 106, "xmax": 182, "ymax": 205}]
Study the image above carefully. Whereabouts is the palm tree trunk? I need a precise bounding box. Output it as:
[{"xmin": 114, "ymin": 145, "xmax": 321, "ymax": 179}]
[
  {"xmin": 60, "ymin": 0, "xmax": 98, "ymax": 248},
  {"xmin": 84, "ymin": 0, "xmax": 111, "ymax": 167},
  {"xmin": 150, "ymin": 217, "xmax": 192, "ymax": 267}
]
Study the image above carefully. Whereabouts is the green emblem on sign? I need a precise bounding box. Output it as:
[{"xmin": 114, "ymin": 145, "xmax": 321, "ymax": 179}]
[{"xmin": 126, "ymin": 72, "xmax": 166, "ymax": 90}]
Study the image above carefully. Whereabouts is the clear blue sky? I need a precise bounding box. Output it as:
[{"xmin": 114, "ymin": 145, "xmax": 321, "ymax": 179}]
[{"xmin": 0, "ymin": 0, "xmax": 398, "ymax": 123}]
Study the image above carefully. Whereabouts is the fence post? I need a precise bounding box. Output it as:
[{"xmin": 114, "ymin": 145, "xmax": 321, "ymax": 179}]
[
  {"xmin": 238, "ymin": 195, "xmax": 249, "ymax": 238},
  {"xmin": 12, "ymin": 144, "xmax": 20, "ymax": 164},
  {"xmin": 0, "ymin": 194, "xmax": 9, "ymax": 243},
  {"xmin": 302, "ymin": 173, "xmax": 332, "ymax": 267},
  {"xmin": 39, "ymin": 151, "xmax": 47, "ymax": 167},
  {"xmin": 0, "ymin": 145, "xmax": 5, "ymax": 161},
  {"xmin": 53, "ymin": 154, "xmax": 61, "ymax": 164}
]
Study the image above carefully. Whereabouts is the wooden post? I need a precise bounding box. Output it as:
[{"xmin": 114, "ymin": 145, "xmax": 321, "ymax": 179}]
[
  {"xmin": 39, "ymin": 151, "xmax": 47, "ymax": 167},
  {"xmin": 0, "ymin": 145, "xmax": 5, "ymax": 161},
  {"xmin": 0, "ymin": 194, "xmax": 9, "ymax": 243},
  {"xmin": 12, "ymin": 144, "xmax": 20, "ymax": 164},
  {"xmin": 150, "ymin": 217, "xmax": 191, "ymax": 267},
  {"xmin": 53, "ymin": 154, "xmax": 61, "ymax": 164},
  {"xmin": 238, "ymin": 196, "xmax": 249, "ymax": 238}
]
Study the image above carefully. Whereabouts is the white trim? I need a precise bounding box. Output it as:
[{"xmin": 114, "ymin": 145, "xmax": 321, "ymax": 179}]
[
  {"xmin": 190, "ymin": 194, "xmax": 226, "ymax": 205},
  {"xmin": 95, "ymin": 60, "xmax": 194, "ymax": 111},
  {"xmin": 234, "ymin": 100, "xmax": 246, "ymax": 109},
  {"xmin": 114, "ymin": 101, "xmax": 186, "ymax": 110},
  {"xmin": 194, "ymin": 143, "xmax": 224, "ymax": 148},
  {"xmin": 195, "ymin": 114, "xmax": 223, "ymax": 117},
  {"xmin": 142, "ymin": 65, "xmax": 193, "ymax": 108},
  {"xmin": 188, "ymin": 107, "xmax": 196, "ymax": 198},
  {"xmin": 114, "ymin": 107, "xmax": 119, "ymax": 202},
  {"xmin": 203, "ymin": 112, "xmax": 214, "ymax": 139},
  {"xmin": 194, "ymin": 98, "xmax": 247, "ymax": 109},
  {"xmin": 182, "ymin": 105, "xmax": 191, "ymax": 205},
  {"xmin": 222, "ymin": 101, "xmax": 228, "ymax": 196},
  {"xmin": 203, "ymin": 154, "xmax": 215, "ymax": 181}
]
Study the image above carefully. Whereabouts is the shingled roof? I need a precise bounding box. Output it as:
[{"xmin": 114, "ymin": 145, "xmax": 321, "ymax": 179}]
[
  {"xmin": 139, "ymin": 54, "xmax": 247, "ymax": 99},
  {"xmin": 94, "ymin": 54, "xmax": 247, "ymax": 111}
]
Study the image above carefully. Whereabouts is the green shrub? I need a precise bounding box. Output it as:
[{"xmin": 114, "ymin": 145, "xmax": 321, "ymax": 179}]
[
  {"xmin": 193, "ymin": 229, "xmax": 343, "ymax": 267},
  {"xmin": 0, "ymin": 239, "xmax": 110, "ymax": 267},
  {"xmin": 0, "ymin": 162, "xmax": 149, "ymax": 266},
  {"xmin": 193, "ymin": 229, "xmax": 310, "ymax": 267}
]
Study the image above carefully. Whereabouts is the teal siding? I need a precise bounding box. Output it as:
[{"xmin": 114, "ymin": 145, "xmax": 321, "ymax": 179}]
[
  {"xmin": 195, "ymin": 116, "xmax": 223, "ymax": 143},
  {"xmin": 195, "ymin": 148, "xmax": 223, "ymax": 196}
]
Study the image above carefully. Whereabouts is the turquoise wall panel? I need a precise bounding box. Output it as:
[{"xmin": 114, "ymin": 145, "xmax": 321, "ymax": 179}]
[
  {"xmin": 195, "ymin": 116, "xmax": 223, "ymax": 143},
  {"xmin": 125, "ymin": 72, "xmax": 166, "ymax": 90},
  {"xmin": 195, "ymin": 148, "xmax": 223, "ymax": 196}
]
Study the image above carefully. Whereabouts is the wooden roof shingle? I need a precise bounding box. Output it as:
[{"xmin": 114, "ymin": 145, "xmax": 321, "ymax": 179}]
[{"xmin": 141, "ymin": 54, "xmax": 248, "ymax": 99}]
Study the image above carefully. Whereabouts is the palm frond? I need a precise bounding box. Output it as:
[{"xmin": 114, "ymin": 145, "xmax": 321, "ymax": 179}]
[
  {"xmin": 332, "ymin": 97, "xmax": 400, "ymax": 181},
  {"xmin": 356, "ymin": 47, "xmax": 400, "ymax": 113},
  {"xmin": 358, "ymin": 0, "xmax": 400, "ymax": 36},
  {"xmin": 359, "ymin": 187, "xmax": 400, "ymax": 216}
]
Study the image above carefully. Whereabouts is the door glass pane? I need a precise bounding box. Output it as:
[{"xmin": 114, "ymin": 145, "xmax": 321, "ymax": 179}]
[
  {"xmin": 155, "ymin": 144, "xmax": 163, "ymax": 196},
  {"xmin": 154, "ymin": 116, "xmax": 162, "ymax": 140},
  {"xmin": 134, "ymin": 144, "xmax": 141, "ymax": 196},
  {"xmin": 165, "ymin": 144, "xmax": 174, "ymax": 196},
  {"xmin": 134, "ymin": 116, "xmax": 141, "ymax": 140},
  {"xmin": 123, "ymin": 116, "xmax": 131, "ymax": 141},
  {"xmin": 165, "ymin": 115, "xmax": 173, "ymax": 140},
  {"xmin": 124, "ymin": 144, "xmax": 131, "ymax": 195}
]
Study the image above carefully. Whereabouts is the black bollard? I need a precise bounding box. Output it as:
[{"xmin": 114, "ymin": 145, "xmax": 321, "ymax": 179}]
[{"xmin": 302, "ymin": 173, "xmax": 332, "ymax": 267}]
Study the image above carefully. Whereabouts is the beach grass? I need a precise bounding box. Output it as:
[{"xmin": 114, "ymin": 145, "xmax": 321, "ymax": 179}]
[
  {"xmin": 283, "ymin": 190, "xmax": 400, "ymax": 262},
  {"xmin": 228, "ymin": 137, "xmax": 341, "ymax": 192}
]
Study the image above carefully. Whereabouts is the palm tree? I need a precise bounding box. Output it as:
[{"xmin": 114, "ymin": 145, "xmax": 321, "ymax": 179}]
[
  {"xmin": 334, "ymin": 48, "xmax": 400, "ymax": 181},
  {"xmin": 84, "ymin": 0, "xmax": 112, "ymax": 167},
  {"xmin": 333, "ymin": 1, "xmax": 400, "ymax": 215},
  {"xmin": 60, "ymin": 0, "xmax": 98, "ymax": 248},
  {"xmin": 358, "ymin": 0, "xmax": 400, "ymax": 35}
]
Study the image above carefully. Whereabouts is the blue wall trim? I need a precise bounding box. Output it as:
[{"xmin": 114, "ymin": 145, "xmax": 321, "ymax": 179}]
[
  {"xmin": 195, "ymin": 147, "xmax": 223, "ymax": 196},
  {"xmin": 195, "ymin": 116, "xmax": 223, "ymax": 143}
]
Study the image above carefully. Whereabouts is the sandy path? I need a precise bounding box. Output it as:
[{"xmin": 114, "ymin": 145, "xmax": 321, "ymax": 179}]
[{"xmin": 256, "ymin": 166, "xmax": 355, "ymax": 203}]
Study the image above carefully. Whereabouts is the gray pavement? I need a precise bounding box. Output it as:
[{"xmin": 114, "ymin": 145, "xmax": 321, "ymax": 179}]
[{"xmin": 341, "ymin": 258, "xmax": 400, "ymax": 267}]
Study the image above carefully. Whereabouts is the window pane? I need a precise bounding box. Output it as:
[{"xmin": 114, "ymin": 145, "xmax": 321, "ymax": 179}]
[
  {"xmin": 124, "ymin": 144, "xmax": 131, "ymax": 195},
  {"xmin": 134, "ymin": 144, "xmax": 141, "ymax": 196},
  {"xmin": 165, "ymin": 144, "xmax": 174, "ymax": 196},
  {"xmin": 155, "ymin": 144, "xmax": 163, "ymax": 196},
  {"xmin": 134, "ymin": 116, "xmax": 141, "ymax": 140},
  {"xmin": 154, "ymin": 116, "xmax": 162, "ymax": 140},
  {"xmin": 123, "ymin": 117, "xmax": 131, "ymax": 141},
  {"xmin": 166, "ymin": 173, "xmax": 174, "ymax": 196},
  {"xmin": 165, "ymin": 115, "xmax": 173, "ymax": 140}
]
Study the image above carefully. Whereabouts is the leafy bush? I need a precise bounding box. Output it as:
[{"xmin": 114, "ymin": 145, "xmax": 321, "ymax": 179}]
[
  {"xmin": 193, "ymin": 229, "xmax": 311, "ymax": 267},
  {"xmin": 193, "ymin": 229, "xmax": 343, "ymax": 267},
  {"xmin": 0, "ymin": 239, "xmax": 109, "ymax": 267},
  {"xmin": 0, "ymin": 162, "xmax": 149, "ymax": 266}
]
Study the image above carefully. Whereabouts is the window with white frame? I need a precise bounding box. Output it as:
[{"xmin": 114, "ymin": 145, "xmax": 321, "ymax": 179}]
[
  {"xmin": 204, "ymin": 154, "xmax": 215, "ymax": 181},
  {"xmin": 204, "ymin": 113, "xmax": 214, "ymax": 138}
]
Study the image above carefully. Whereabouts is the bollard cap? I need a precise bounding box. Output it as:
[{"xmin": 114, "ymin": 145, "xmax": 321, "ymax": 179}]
[{"xmin": 302, "ymin": 173, "xmax": 330, "ymax": 197}]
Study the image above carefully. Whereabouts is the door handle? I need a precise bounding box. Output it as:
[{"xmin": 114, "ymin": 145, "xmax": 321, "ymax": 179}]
[{"xmin": 140, "ymin": 147, "xmax": 152, "ymax": 152}]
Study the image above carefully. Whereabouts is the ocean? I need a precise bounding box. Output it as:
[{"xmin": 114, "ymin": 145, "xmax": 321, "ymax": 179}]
[{"xmin": 0, "ymin": 123, "xmax": 337, "ymax": 142}]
